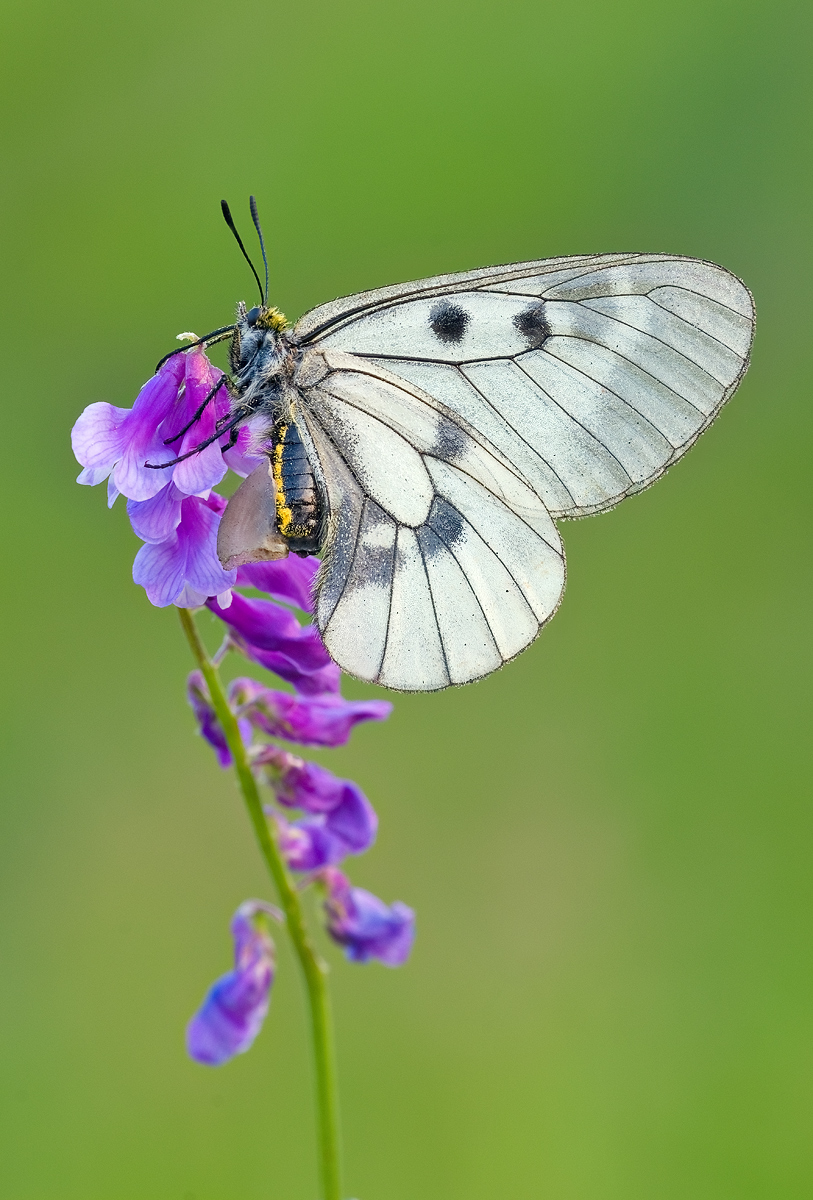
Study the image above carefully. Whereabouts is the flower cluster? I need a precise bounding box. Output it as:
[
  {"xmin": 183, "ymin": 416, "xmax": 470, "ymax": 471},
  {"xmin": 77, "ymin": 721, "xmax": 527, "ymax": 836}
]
[
  {"xmin": 72, "ymin": 347, "xmax": 415, "ymax": 1067},
  {"xmin": 71, "ymin": 343, "xmax": 263, "ymax": 607}
]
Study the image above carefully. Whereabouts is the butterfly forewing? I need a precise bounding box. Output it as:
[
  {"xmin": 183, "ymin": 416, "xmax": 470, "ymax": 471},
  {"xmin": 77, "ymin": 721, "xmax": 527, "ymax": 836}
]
[{"xmin": 295, "ymin": 254, "xmax": 755, "ymax": 520}]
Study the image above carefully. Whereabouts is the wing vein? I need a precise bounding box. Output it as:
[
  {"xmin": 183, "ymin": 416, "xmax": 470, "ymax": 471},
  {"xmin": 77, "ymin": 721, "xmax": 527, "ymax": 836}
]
[
  {"xmin": 427, "ymin": 516, "xmax": 506, "ymax": 657},
  {"xmin": 551, "ymin": 334, "xmax": 707, "ymax": 418},
  {"xmin": 450, "ymin": 367, "xmax": 578, "ymax": 509},
  {"xmin": 415, "ymin": 534, "xmax": 452, "ymax": 684},
  {"xmin": 532, "ymin": 345, "xmax": 690, "ymax": 448},
  {"xmin": 646, "ymin": 293, "xmax": 748, "ymax": 353},
  {"xmin": 645, "ymin": 283, "xmax": 751, "ymax": 320},
  {"xmin": 578, "ymin": 299, "xmax": 734, "ymax": 385},
  {"xmin": 510, "ymin": 359, "xmax": 635, "ymax": 486}
]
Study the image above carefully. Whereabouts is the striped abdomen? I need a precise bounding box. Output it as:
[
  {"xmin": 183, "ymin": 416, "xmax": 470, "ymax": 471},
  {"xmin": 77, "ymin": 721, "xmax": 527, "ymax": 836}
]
[{"xmin": 271, "ymin": 417, "xmax": 323, "ymax": 555}]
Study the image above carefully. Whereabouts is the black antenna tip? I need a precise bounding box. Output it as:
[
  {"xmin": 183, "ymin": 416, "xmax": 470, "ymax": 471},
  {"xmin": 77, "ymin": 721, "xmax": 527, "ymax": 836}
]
[
  {"xmin": 220, "ymin": 197, "xmax": 264, "ymax": 305},
  {"xmin": 248, "ymin": 195, "xmax": 269, "ymax": 304}
]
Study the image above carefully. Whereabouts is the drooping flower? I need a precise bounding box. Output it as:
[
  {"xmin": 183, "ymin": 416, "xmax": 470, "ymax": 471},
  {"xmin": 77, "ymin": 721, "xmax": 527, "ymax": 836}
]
[
  {"xmin": 254, "ymin": 746, "xmax": 360, "ymax": 812},
  {"xmin": 267, "ymin": 762, "xmax": 378, "ymax": 870},
  {"xmin": 132, "ymin": 493, "xmax": 236, "ymax": 608},
  {"xmin": 207, "ymin": 592, "xmax": 338, "ymax": 695},
  {"xmin": 229, "ymin": 677, "xmax": 393, "ymax": 748},
  {"xmin": 321, "ymin": 868, "xmax": 415, "ymax": 966},
  {"xmin": 162, "ymin": 348, "xmax": 230, "ymax": 496},
  {"xmin": 187, "ymin": 670, "xmax": 252, "ymax": 768},
  {"xmin": 186, "ymin": 900, "xmax": 280, "ymax": 1066},
  {"xmin": 72, "ymin": 354, "xmax": 186, "ymax": 503},
  {"xmin": 237, "ymin": 556, "xmax": 318, "ymax": 613}
]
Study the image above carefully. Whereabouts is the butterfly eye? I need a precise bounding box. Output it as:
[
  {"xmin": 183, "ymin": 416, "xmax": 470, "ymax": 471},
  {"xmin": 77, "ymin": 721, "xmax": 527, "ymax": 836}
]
[{"xmin": 246, "ymin": 306, "xmax": 262, "ymax": 326}]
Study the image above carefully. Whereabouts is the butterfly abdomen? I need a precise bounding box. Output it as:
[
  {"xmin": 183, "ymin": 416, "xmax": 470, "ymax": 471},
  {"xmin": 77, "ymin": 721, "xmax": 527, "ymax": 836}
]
[{"xmin": 271, "ymin": 416, "xmax": 323, "ymax": 555}]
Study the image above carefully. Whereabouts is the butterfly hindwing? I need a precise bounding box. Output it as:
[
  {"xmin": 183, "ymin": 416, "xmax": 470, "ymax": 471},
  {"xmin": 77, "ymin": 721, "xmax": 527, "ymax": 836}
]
[
  {"xmin": 296, "ymin": 351, "xmax": 566, "ymax": 691},
  {"xmin": 294, "ymin": 254, "xmax": 755, "ymax": 519}
]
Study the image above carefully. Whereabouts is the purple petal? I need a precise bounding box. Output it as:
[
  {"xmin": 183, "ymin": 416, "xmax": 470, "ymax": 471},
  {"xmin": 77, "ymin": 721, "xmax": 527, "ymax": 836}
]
[
  {"xmin": 111, "ymin": 356, "xmax": 186, "ymax": 501},
  {"xmin": 208, "ymin": 593, "xmax": 330, "ymax": 671},
  {"xmin": 127, "ymin": 483, "xmax": 183, "ymax": 543},
  {"xmin": 207, "ymin": 591, "xmax": 337, "ymax": 692},
  {"xmin": 275, "ymin": 816, "xmax": 338, "ymax": 871},
  {"xmin": 133, "ymin": 495, "xmax": 236, "ymax": 607},
  {"xmin": 186, "ymin": 900, "xmax": 277, "ymax": 1066},
  {"xmin": 187, "ymin": 670, "xmax": 252, "ymax": 768},
  {"xmin": 237, "ymin": 646, "xmax": 341, "ymax": 697},
  {"xmin": 77, "ymin": 465, "xmax": 113, "ymax": 486},
  {"xmin": 325, "ymin": 784, "xmax": 377, "ymax": 855},
  {"xmin": 221, "ymin": 419, "xmax": 267, "ymax": 478},
  {"xmin": 169, "ymin": 351, "xmax": 229, "ymax": 496},
  {"xmin": 182, "ymin": 499, "xmax": 237, "ymax": 597},
  {"xmin": 256, "ymin": 750, "xmax": 353, "ymax": 814},
  {"xmin": 229, "ymin": 678, "xmax": 392, "ymax": 748},
  {"xmin": 322, "ymin": 868, "xmax": 415, "ymax": 966},
  {"xmin": 236, "ymin": 556, "xmax": 319, "ymax": 613},
  {"xmin": 71, "ymin": 402, "xmax": 131, "ymax": 474}
]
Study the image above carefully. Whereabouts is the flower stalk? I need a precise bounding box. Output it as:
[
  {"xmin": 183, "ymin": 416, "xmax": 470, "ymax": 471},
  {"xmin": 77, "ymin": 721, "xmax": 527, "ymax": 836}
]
[{"xmin": 178, "ymin": 607, "xmax": 342, "ymax": 1200}]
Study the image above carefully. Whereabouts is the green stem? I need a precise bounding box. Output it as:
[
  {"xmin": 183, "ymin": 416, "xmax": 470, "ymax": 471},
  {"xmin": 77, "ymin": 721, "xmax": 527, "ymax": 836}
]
[{"xmin": 178, "ymin": 607, "xmax": 342, "ymax": 1200}]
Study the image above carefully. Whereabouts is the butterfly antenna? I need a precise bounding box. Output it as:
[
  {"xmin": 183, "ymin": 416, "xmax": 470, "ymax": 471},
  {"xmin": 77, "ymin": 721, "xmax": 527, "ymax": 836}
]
[
  {"xmin": 221, "ymin": 199, "xmax": 264, "ymax": 305},
  {"xmin": 249, "ymin": 195, "xmax": 269, "ymax": 304}
]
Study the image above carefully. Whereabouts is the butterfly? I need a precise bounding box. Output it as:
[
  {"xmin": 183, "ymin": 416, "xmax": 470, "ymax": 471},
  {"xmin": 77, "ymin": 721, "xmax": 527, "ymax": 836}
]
[{"xmin": 153, "ymin": 199, "xmax": 755, "ymax": 692}]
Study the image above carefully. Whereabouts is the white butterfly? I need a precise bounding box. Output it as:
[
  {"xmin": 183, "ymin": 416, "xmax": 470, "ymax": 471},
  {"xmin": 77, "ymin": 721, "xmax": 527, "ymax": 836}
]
[{"xmin": 201, "ymin": 234, "xmax": 754, "ymax": 692}]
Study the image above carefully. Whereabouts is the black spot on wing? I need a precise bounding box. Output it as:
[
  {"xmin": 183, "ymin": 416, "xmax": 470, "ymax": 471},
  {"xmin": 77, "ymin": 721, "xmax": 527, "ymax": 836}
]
[
  {"xmin": 513, "ymin": 302, "xmax": 550, "ymax": 348},
  {"xmin": 431, "ymin": 417, "xmax": 468, "ymax": 462},
  {"xmin": 429, "ymin": 300, "xmax": 470, "ymax": 344},
  {"xmin": 426, "ymin": 497, "xmax": 465, "ymax": 554}
]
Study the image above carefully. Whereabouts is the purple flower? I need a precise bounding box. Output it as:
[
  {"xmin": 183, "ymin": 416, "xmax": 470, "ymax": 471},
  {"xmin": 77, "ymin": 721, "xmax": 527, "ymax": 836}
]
[
  {"xmin": 270, "ymin": 782, "xmax": 377, "ymax": 873},
  {"xmin": 236, "ymin": 556, "xmax": 319, "ymax": 613},
  {"xmin": 208, "ymin": 591, "xmax": 340, "ymax": 695},
  {"xmin": 164, "ymin": 349, "xmax": 230, "ymax": 496},
  {"xmin": 72, "ymin": 355, "xmax": 185, "ymax": 502},
  {"xmin": 322, "ymin": 868, "xmax": 415, "ymax": 966},
  {"xmin": 186, "ymin": 900, "xmax": 280, "ymax": 1066},
  {"xmin": 229, "ymin": 677, "xmax": 393, "ymax": 748},
  {"xmin": 72, "ymin": 348, "xmax": 238, "ymax": 504},
  {"xmin": 222, "ymin": 418, "xmax": 267, "ymax": 479},
  {"xmin": 275, "ymin": 818, "xmax": 338, "ymax": 872},
  {"xmin": 133, "ymin": 493, "xmax": 236, "ymax": 608},
  {"xmin": 187, "ymin": 671, "xmax": 252, "ymax": 768},
  {"xmin": 253, "ymin": 746, "xmax": 355, "ymax": 812}
]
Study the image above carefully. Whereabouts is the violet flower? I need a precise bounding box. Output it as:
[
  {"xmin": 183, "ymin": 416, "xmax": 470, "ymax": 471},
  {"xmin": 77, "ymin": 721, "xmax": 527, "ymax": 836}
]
[
  {"xmin": 255, "ymin": 746, "xmax": 362, "ymax": 813},
  {"xmin": 73, "ymin": 348, "xmax": 243, "ymax": 608},
  {"xmin": 268, "ymin": 763, "xmax": 378, "ymax": 870},
  {"xmin": 72, "ymin": 354, "xmax": 185, "ymax": 503},
  {"xmin": 229, "ymin": 677, "xmax": 393, "ymax": 748},
  {"xmin": 187, "ymin": 671, "xmax": 252, "ymax": 768},
  {"xmin": 237, "ymin": 556, "xmax": 318, "ymax": 613},
  {"xmin": 133, "ymin": 493, "xmax": 236, "ymax": 608},
  {"xmin": 322, "ymin": 868, "xmax": 415, "ymax": 966},
  {"xmin": 187, "ymin": 900, "xmax": 280, "ymax": 1066},
  {"xmin": 208, "ymin": 592, "xmax": 338, "ymax": 696}
]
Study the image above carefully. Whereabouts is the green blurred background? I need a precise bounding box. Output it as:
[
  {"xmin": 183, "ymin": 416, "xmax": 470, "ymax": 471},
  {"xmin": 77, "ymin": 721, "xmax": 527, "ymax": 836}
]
[{"xmin": 1, "ymin": 0, "xmax": 811, "ymax": 1196}]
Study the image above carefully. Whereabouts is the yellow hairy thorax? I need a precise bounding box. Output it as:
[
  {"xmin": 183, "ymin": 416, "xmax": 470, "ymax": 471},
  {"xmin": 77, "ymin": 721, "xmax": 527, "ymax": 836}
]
[{"xmin": 256, "ymin": 306, "xmax": 289, "ymax": 332}]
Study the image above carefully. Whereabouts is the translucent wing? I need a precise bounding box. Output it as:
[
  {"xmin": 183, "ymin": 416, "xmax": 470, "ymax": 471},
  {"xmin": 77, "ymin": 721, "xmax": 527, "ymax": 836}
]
[
  {"xmin": 295, "ymin": 350, "xmax": 565, "ymax": 691},
  {"xmin": 294, "ymin": 254, "xmax": 755, "ymax": 517}
]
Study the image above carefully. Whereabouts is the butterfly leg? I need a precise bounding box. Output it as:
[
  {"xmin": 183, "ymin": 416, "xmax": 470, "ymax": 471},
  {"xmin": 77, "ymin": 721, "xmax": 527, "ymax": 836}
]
[
  {"xmin": 162, "ymin": 374, "xmax": 231, "ymax": 445},
  {"xmin": 145, "ymin": 406, "xmax": 251, "ymax": 469}
]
